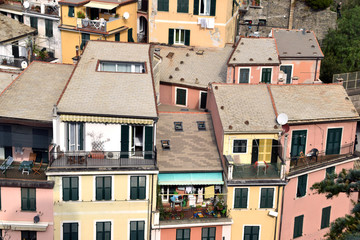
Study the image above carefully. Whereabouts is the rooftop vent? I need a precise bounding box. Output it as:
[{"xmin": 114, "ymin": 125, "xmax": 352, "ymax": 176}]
[
  {"xmin": 180, "ymin": 61, "xmax": 184, "ymax": 64},
  {"xmin": 181, "ymin": 108, "xmax": 189, "ymax": 111},
  {"xmin": 283, "ymin": 52, "xmax": 287, "ymax": 54},
  {"xmin": 166, "ymin": 52, "xmax": 174, "ymax": 59},
  {"xmin": 233, "ymin": 58, "xmax": 236, "ymax": 61},
  {"xmin": 174, "ymin": 122, "xmax": 183, "ymax": 131},
  {"xmin": 180, "ymin": 78, "xmax": 185, "ymax": 81},
  {"xmin": 249, "ymin": 58, "xmax": 253, "ymax": 61},
  {"xmin": 229, "ymin": 125, "xmax": 233, "ymax": 130},
  {"xmin": 161, "ymin": 140, "xmax": 170, "ymax": 150},
  {"xmin": 196, "ymin": 50, "xmax": 204, "ymax": 55},
  {"xmin": 297, "ymin": 52, "xmax": 301, "ymax": 55},
  {"xmin": 154, "ymin": 48, "xmax": 161, "ymax": 53},
  {"xmin": 220, "ymin": 106, "xmax": 224, "ymax": 110},
  {"xmin": 169, "ymin": 75, "xmax": 173, "ymax": 79},
  {"xmin": 195, "ymin": 78, "xmax": 199, "ymax": 84},
  {"xmin": 244, "ymin": 120, "xmax": 249, "ymax": 125},
  {"xmin": 268, "ymin": 57, "xmax": 272, "ymax": 61},
  {"xmin": 175, "ymin": 67, "xmax": 179, "ymax": 71},
  {"xmin": 197, "ymin": 121, "xmax": 206, "ymax": 131},
  {"xmin": 186, "ymin": 53, "xmax": 190, "ymax": 57},
  {"xmin": 240, "ymin": 42, "xmax": 244, "ymax": 45},
  {"xmin": 215, "ymin": 86, "xmax": 218, "ymax": 90},
  {"xmin": 311, "ymin": 45, "xmax": 315, "ymax": 48}
]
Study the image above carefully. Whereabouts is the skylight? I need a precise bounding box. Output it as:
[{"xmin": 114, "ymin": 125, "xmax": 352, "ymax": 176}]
[
  {"xmin": 174, "ymin": 122, "xmax": 183, "ymax": 131},
  {"xmin": 197, "ymin": 121, "xmax": 206, "ymax": 131},
  {"xmin": 98, "ymin": 61, "xmax": 145, "ymax": 73}
]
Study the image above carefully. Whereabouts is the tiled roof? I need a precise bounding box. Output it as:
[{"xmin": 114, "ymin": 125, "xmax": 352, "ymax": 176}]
[
  {"xmin": 58, "ymin": 0, "xmax": 132, "ymax": 5},
  {"xmin": 269, "ymin": 84, "xmax": 359, "ymax": 122},
  {"xmin": 0, "ymin": 71, "xmax": 17, "ymax": 93},
  {"xmin": 228, "ymin": 38, "xmax": 280, "ymax": 65},
  {"xmin": 57, "ymin": 41, "xmax": 157, "ymax": 119},
  {"xmin": 272, "ymin": 29, "xmax": 324, "ymax": 58},
  {"xmin": 154, "ymin": 44, "xmax": 232, "ymax": 88},
  {"xmin": 211, "ymin": 84, "xmax": 279, "ymax": 133},
  {"xmin": 156, "ymin": 111, "xmax": 222, "ymax": 172},
  {"xmin": 0, "ymin": 62, "xmax": 74, "ymax": 122},
  {"xmin": 0, "ymin": 14, "xmax": 36, "ymax": 43}
]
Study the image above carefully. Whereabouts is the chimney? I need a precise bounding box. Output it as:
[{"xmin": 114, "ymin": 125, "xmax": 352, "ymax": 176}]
[
  {"xmin": 72, "ymin": 45, "xmax": 80, "ymax": 64},
  {"xmin": 292, "ymin": 76, "xmax": 299, "ymax": 84},
  {"xmin": 336, "ymin": 77, "xmax": 344, "ymax": 86}
]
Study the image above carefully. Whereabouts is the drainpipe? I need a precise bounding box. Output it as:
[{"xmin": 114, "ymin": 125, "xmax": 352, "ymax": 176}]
[
  {"xmin": 278, "ymin": 185, "xmax": 285, "ymax": 240},
  {"xmin": 314, "ymin": 58, "xmax": 319, "ymax": 82},
  {"xmin": 149, "ymin": 173, "xmax": 154, "ymax": 240},
  {"xmin": 274, "ymin": 185, "xmax": 281, "ymax": 240},
  {"xmin": 233, "ymin": 66, "xmax": 236, "ymax": 83}
]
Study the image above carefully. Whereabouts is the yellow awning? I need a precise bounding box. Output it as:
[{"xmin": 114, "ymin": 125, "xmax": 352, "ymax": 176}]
[
  {"xmin": 84, "ymin": 1, "xmax": 118, "ymax": 10},
  {"xmin": 60, "ymin": 115, "xmax": 153, "ymax": 125}
]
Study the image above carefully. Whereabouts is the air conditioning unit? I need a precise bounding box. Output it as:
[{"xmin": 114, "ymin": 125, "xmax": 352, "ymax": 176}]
[{"xmin": 107, "ymin": 152, "xmax": 119, "ymax": 159}]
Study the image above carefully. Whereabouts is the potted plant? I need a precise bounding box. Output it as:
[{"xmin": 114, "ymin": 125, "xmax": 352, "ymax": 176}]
[{"xmin": 77, "ymin": 11, "xmax": 86, "ymax": 19}]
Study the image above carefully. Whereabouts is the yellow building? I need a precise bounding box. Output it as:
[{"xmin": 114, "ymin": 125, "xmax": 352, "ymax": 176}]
[
  {"xmin": 207, "ymin": 83, "xmax": 286, "ymax": 240},
  {"xmin": 148, "ymin": 0, "xmax": 240, "ymax": 47},
  {"xmin": 48, "ymin": 41, "xmax": 159, "ymax": 239},
  {"xmin": 59, "ymin": 0, "xmax": 138, "ymax": 63}
]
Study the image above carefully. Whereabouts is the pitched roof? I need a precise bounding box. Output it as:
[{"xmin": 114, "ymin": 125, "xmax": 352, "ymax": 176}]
[
  {"xmin": 0, "ymin": 71, "xmax": 17, "ymax": 93},
  {"xmin": 156, "ymin": 111, "xmax": 222, "ymax": 172},
  {"xmin": 0, "ymin": 14, "xmax": 36, "ymax": 44},
  {"xmin": 228, "ymin": 38, "xmax": 280, "ymax": 65},
  {"xmin": 58, "ymin": 0, "xmax": 134, "ymax": 6},
  {"xmin": 0, "ymin": 62, "xmax": 74, "ymax": 122},
  {"xmin": 57, "ymin": 41, "xmax": 157, "ymax": 119},
  {"xmin": 211, "ymin": 84, "xmax": 279, "ymax": 133},
  {"xmin": 269, "ymin": 84, "xmax": 359, "ymax": 123},
  {"xmin": 272, "ymin": 29, "xmax": 324, "ymax": 59},
  {"xmin": 154, "ymin": 44, "xmax": 233, "ymax": 89}
]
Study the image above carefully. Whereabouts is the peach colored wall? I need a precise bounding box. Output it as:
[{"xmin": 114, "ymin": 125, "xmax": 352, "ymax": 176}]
[
  {"xmin": 227, "ymin": 66, "xmax": 280, "ymax": 84},
  {"xmin": 280, "ymin": 59, "xmax": 322, "ymax": 83},
  {"xmin": 159, "ymin": 83, "xmax": 205, "ymax": 110},
  {"xmin": 280, "ymin": 161, "xmax": 356, "ymax": 240},
  {"xmin": 0, "ymin": 187, "xmax": 54, "ymax": 239},
  {"xmin": 160, "ymin": 225, "xmax": 223, "ymax": 240}
]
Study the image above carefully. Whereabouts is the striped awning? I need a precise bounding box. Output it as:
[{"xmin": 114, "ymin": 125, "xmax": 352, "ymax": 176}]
[
  {"xmin": 60, "ymin": 115, "xmax": 153, "ymax": 125},
  {"xmin": 84, "ymin": 1, "xmax": 118, "ymax": 10}
]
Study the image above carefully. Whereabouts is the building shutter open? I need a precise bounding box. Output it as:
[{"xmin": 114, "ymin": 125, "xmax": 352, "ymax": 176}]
[
  {"xmin": 144, "ymin": 126, "xmax": 153, "ymax": 159},
  {"xmin": 168, "ymin": 29, "xmax": 174, "ymax": 45},
  {"xmin": 210, "ymin": 0, "xmax": 216, "ymax": 16},
  {"xmin": 184, "ymin": 30, "xmax": 190, "ymax": 46},
  {"xmin": 121, "ymin": 125, "xmax": 129, "ymax": 158}
]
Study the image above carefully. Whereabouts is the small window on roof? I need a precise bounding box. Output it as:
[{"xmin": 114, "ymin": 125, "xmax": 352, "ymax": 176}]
[
  {"xmin": 161, "ymin": 140, "xmax": 170, "ymax": 150},
  {"xmin": 98, "ymin": 61, "xmax": 145, "ymax": 73},
  {"xmin": 197, "ymin": 121, "xmax": 206, "ymax": 131},
  {"xmin": 174, "ymin": 122, "xmax": 183, "ymax": 131}
]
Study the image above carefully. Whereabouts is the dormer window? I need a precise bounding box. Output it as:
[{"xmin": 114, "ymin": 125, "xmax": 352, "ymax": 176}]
[
  {"xmin": 174, "ymin": 122, "xmax": 183, "ymax": 131},
  {"xmin": 197, "ymin": 121, "xmax": 206, "ymax": 131},
  {"xmin": 161, "ymin": 140, "xmax": 170, "ymax": 150},
  {"xmin": 98, "ymin": 61, "xmax": 145, "ymax": 73}
]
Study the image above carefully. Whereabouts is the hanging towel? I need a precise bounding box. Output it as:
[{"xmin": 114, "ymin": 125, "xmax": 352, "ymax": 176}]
[
  {"xmin": 204, "ymin": 185, "xmax": 214, "ymax": 199},
  {"xmin": 207, "ymin": 18, "xmax": 215, "ymax": 29},
  {"xmin": 200, "ymin": 18, "xmax": 207, "ymax": 28}
]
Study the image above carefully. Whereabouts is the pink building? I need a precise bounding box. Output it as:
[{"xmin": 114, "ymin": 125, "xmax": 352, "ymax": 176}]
[{"xmin": 268, "ymin": 84, "xmax": 359, "ymax": 239}]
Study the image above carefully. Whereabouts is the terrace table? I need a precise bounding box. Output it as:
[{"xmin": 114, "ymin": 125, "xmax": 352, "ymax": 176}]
[{"xmin": 19, "ymin": 161, "xmax": 33, "ymax": 175}]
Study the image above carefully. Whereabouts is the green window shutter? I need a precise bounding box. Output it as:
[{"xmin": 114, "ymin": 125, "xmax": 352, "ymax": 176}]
[
  {"xmin": 68, "ymin": 6, "xmax": 74, "ymax": 17},
  {"xmin": 29, "ymin": 188, "xmax": 36, "ymax": 211},
  {"xmin": 121, "ymin": 125, "xmax": 129, "ymax": 158},
  {"xmin": 137, "ymin": 221, "xmax": 145, "ymax": 240},
  {"xmin": 294, "ymin": 215, "xmax": 304, "ymax": 238},
  {"xmin": 260, "ymin": 188, "xmax": 267, "ymax": 208},
  {"xmin": 144, "ymin": 126, "xmax": 153, "ymax": 159},
  {"xmin": 130, "ymin": 221, "xmax": 137, "ymax": 240},
  {"xmin": 80, "ymin": 33, "xmax": 90, "ymax": 50},
  {"xmin": 234, "ymin": 188, "xmax": 248, "ymax": 208},
  {"xmin": 72, "ymin": 223, "xmax": 79, "ymax": 240},
  {"xmin": 176, "ymin": 88, "xmax": 187, "ymax": 105},
  {"xmin": 96, "ymin": 177, "xmax": 103, "ymax": 200},
  {"xmin": 115, "ymin": 33, "xmax": 120, "ymax": 42},
  {"xmin": 321, "ymin": 206, "xmax": 331, "ymax": 229},
  {"xmin": 96, "ymin": 222, "xmax": 103, "ymax": 240},
  {"xmin": 184, "ymin": 30, "xmax": 190, "ymax": 46},
  {"xmin": 21, "ymin": 188, "xmax": 27, "ymax": 210},
  {"xmin": 71, "ymin": 177, "xmax": 79, "ymax": 200},
  {"xmin": 260, "ymin": 188, "xmax": 274, "ymax": 208},
  {"xmin": 326, "ymin": 166, "xmax": 335, "ymax": 177},
  {"xmin": 63, "ymin": 223, "xmax": 70, "ymax": 240},
  {"xmin": 138, "ymin": 176, "xmax": 146, "ymax": 199},
  {"xmin": 128, "ymin": 28, "xmax": 134, "ymax": 42},
  {"xmin": 104, "ymin": 177, "xmax": 112, "ymax": 200},
  {"xmin": 79, "ymin": 123, "xmax": 84, "ymax": 150},
  {"xmin": 130, "ymin": 176, "xmax": 138, "ymax": 199},
  {"xmin": 210, "ymin": 0, "xmax": 216, "ymax": 16},
  {"xmin": 326, "ymin": 128, "xmax": 342, "ymax": 155},
  {"xmin": 168, "ymin": 29, "xmax": 174, "ymax": 45},
  {"xmin": 30, "ymin": 17, "xmax": 38, "ymax": 30},
  {"xmin": 63, "ymin": 177, "xmax": 70, "ymax": 201},
  {"xmin": 297, "ymin": 174, "xmax": 307, "ymax": 198},
  {"xmin": 177, "ymin": 0, "xmax": 189, "ymax": 13},
  {"xmin": 158, "ymin": 0, "xmax": 169, "ymax": 11},
  {"xmin": 239, "ymin": 68, "xmax": 250, "ymax": 83},
  {"xmin": 45, "ymin": 19, "xmax": 53, "ymax": 37},
  {"xmin": 291, "ymin": 130, "xmax": 307, "ymax": 157},
  {"xmin": 193, "ymin": 0, "xmax": 199, "ymax": 15}
]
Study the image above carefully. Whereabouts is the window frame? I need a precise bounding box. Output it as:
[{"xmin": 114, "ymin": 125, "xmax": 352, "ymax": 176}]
[
  {"xmin": 177, "ymin": 0, "xmax": 189, "ymax": 13},
  {"xmin": 199, "ymin": 0, "xmax": 211, "ymax": 16},
  {"xmin": 62, "ymin": 221, "xmax": 79, "ymax": 240},
  {"xmin": 67, "ymin": 122, "xmax": 84, "ymax": 151},
  {"xmin": 130, "ymin": 176, "xmax": 147, "ymax": 200},
  {"xmin": 62, "ymin": 176, "xmax": 79, "ymax": 201},
  {"xmin": 128, "ymin": 219, "xmax": 146, "ymax": 240},
  {"xmin": 174, "ymin": 29, "xmax": 186, "ymax": 45},
  {"xmin": 232, "ymin": 139, "xmax": 248, "ymax": 154},
  {"xmin": 175, "ymin": 87, "xmax": 188, "ymax": 106},
  {"xmin": 68, "ymin": 6, "xmax": 75, "ymax": 17},
  {"xmin": 321, "ymin": 206, "xmax": 331, "ymax": 229},
  {"xmin": 296, "ymin": 174, "xmax": 308, "ymax": 198},
  {"xmin": 325, "ymin": 166, "xmax": 335, "ymax": 178},
  {"xmin": 259, "ymin": 187, "xmax": 275, "ymax": 209},
  {"xmin": 30, "ymin": 16, "xmax": 38, "ymax": 30},
  {"xmin": 21, "ymin": 188, "xmax": 36, "ymax": 211},
  {"xmin": 176, "ymin": 228, "xmax": 191, "ymax": 240},
  {"xmin": 201, "ymin": 227, "xmax": 216, "ymax": 240},
  {"xmin": 98, "ymin": 61, "xmax": 146, "ymax": 73},
  {"xmin": 157, "ymin": 0, "xmax": 169, "ymax": 11},
  {"xmin": 45, "ymin": 19, "xmax": 53, "ymax": 38},
  {"xmin": 290, "ymin": 129, "xmax": 307, "ymax": 158},
  {"xmin": 293, "ymin": 215, "xmax": 304, "ymax": 238},
  {"xmin": 260, "ymin": 67, "xmax": 273, "ymax": 83},
  {"xmin": 279, "ymin": 64, "xmax": 293, "ymax": 84},
  {"xmin": 325, "ymin": 127, "xmax": 343, "ymax": 155},
  {"xmin": 242, "ymin": 225, "xmax": 261, "ymax": 240},
  {"xmin": 21, "ymin": 231, "xmax": 37, "ymax": 240},
  {"xmin": 94, "ymin": 176, "xmax": 113, "ymax": 201},
  {"xmin": 199, "ymin": 91, "xmax": 207, "ymax": 109},
  {"xmin": 95, "ymin": 221, "xmax": 112, "ymax": 240},
  {"xmin": 238, "ymin": 67, "xmax": 251, "ymax": 83},
  {"xmin": 233, "ymin": 187, "xmax": 249, "ymax": 209}
]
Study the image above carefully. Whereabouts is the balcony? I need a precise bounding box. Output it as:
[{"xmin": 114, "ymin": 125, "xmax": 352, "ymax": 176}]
[
  {"xmin": 27, "ymin": 3, "xmax": 59, "ymax": 16},
  {"xmin": 48, "ymin": 150, "xmax": 157, "ymax": 169},
  {"xmin": 76, "ymin": 17, "xmax": 123, "ymax": 33},
  {"xmin": 0, "ymin": 55, "xmax": 27, "ymax": 69}
]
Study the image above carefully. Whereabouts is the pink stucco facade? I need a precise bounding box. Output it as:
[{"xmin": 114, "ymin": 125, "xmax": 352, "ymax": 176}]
[
  {"xmin": 160, "ymin": 225, "xmax": 223, "ymax": 240},
  {"xmin": 280, "ymin": 161, "xmax": 356, "ymax": 240},
  {"xmin": 10, "ymin": 147, "xmax": 33, "ymax": 162},
  {"xmin": 0, "ymin": 186, "xmax": 54, "ymax": 239},
  {"xmin": 159, "ymin": 83, "xmax": 207, "ymax": 110},
  {"xmin": 227, "ymin": 65, "xmax": 280, "ymax": 84}
]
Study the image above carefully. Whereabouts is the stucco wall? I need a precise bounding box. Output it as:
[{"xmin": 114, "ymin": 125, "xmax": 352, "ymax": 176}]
[
  {"xmin": 228, "ymin": 65, "xmax": 280, "ymax": 84},
  {"xmin": 280, "ymin": 59, "xmax": 321, "ymax": 83},
  {"xmin": 160, "ymin": 225, "xmax": 223, "ymax": 240}
]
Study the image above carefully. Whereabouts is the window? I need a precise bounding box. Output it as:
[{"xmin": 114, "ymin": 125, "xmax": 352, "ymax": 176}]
[
  {"xmin": 176, "ymin": 88, "xmax": 187, "ymax": 106},
  {"xmin": 68, "ymin": 6, "xmax": 75, "ymax": 17},
  {"xmin": 96, "ymin": 176, "xmax": 112, "ymax": 200},
  {"xmin": 130, "ymin": 221, "xmax": 145, "ymax": 240},
  {"xmin": 63, "ymin": 222, "xmax": 78, "ymax": 240},
  {"xmin": 96, "ymin": 222, "xmax": 111, "ymax": 240},
  {"xmin": 261, "ymin": 68, "xmax": 272, "ymax": 83},
  {"xmin": 130, "ymin": 176, "xmax": 146, "ymax": 200},
  {"xmin": 193, "ymin": 0, "xmax": 215, "ymax": 16},
  {"xmin": 233, "ymin": 139, "xmax": 247, "ymax": 153},
  {"xmin": 18, "ymin": 15, "xmax": 24, "ymax": 23},
  {"xmin": 176, "ymin": 229, "xmax": 190, "ymax": 240},
  {"xmin": 280, "ymin": 65, "xmax": 292, "ymax": 84},
  {"xmin": 21, "ymin": 231, "xmax": 36, "ymax": 240},
  {"xmin": 326, "ymin": 166, "xmax": 335, "ymax": 177},
  {"xmin": 243, "ymin": 226, "xmax": 259, "ymax": 240},
  {"xmin": 21, "ymin": 188, "xmax": 36, "ymax": 211},
  {"xmin": 80, "ymin": 33, "xmax": 90, "ymax": 50},
  {"xmin": 202, "ymin": 227, "xmax": 215, "ymax": 240},
  {"xmin": 250, "ymin": 0, "xmax": 260, "ymax": 6},
  {"xmin": 200, "ymin": 91, "xmax": 207, "ymax": 109},
  {"xmin": 321, "ymin": 206, "xmax": 331, "ymax": 229},
  {"xmin": 296, "ymin": 174, "xmax": 307, "ymax": 198},
  {"xmin": 177, "ymin": 0, "xmax": 189, "ymax": 13},
  {"xmin": 174, "ymin": 122, "xmax": 183, "ymax": 131},
  {"xmin": 239, "ymin": 68, "xmax": 250, "ymax": 83},
  {"xmin": 115, "ymin": 33, "xmax": 120, "ymax": 42},
  {"xmin": 291, "ymin": 130, "xmax": 307, "ymax": 157},
  {"xmin": 67, "ymin": 123, "xmax": 84, "ymax": 151},
  {"xmin": 293, "ymin": 215, "xmax": 304, "ymax": 238},
  {"xmin": 158, "ymin": 0, "xmax": 169, "ymax": 11},
  {"xmin": 260, "ymin": 188, "xmax": 274, "ymax": 208},
  {"xmin": 63, "ymin": 177, "xmax": 79, "ymax": 201},
  {"xmin": 326, "ymin": 128, "xmax": 342, "ymax": 155},
  {"xmin": 128, "ymin": 28, "xmax": 134, "ymax": 42},
  {"xmin": 197, "ymin": 121, "xmax": 206, "ymax": 131},
  {"xmin": 234, "ymin": 188, "xmax": 248, "ymax": 208},
  {"xmin": 30, "ymin": 17, "xmax": 38, "ymax": 30},
  {"xmin": 169, "ymin": 29, "xmax": 190, "ymax": 46},
  {"xmin": 45, "ymin": 19, "xmax": 53, "ymax": 37},
  {"xmin": 175, "ymin": 29, "xmax": 186, "ymax": 44},
  {"xmin": 199, "ymin": 0, "xmax": 210, "ymax": 15},
  {"xmin": 98, "ymin": 61, "xmax": 145, "ymax": 73}
]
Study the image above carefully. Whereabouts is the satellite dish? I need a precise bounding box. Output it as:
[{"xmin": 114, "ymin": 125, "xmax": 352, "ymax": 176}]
[
  {"xmin": 276, "ymin": 113, "xmax": 288, "ymax": 125},
  {"xmin": 123, "ymin": 12, "xmax": 129, "ymax": 20},
  {"xmin": 33, "ymin": 215, "xmax": 40, "ymax": 223},
  {"xmin": 23, "ymin": 1, "xmax": 30, "ymax": 9},
  {"xmin": 21, "ymin": 60, "xmax": 28, "ymax": 69}
]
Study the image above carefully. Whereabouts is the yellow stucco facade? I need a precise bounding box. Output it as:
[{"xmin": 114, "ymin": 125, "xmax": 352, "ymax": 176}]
[
  {"xmin": 148, "ymin": 0, "xmax": 239, "ymax": 47},
  {"xmin": 60, "ymin": 3, "xmax": 137, "ymax": 63},
  {"xmin": 49, "ymin": 172, "xmax": 158, "ymax": 240}
]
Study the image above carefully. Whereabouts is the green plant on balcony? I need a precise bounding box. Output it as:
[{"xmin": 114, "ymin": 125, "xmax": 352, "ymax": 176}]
[{"xmin": 77, "ymin": 11, "xmax": 86, "ymax": 19}]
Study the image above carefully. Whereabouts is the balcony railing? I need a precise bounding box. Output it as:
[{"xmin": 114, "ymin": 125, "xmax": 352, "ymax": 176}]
[
  {"xmin": 28, "ymin": 3, "xmax": 59, "ymax": 16},
  {"xmin": 289, "ymin": 142, "xmax": 355, "ymax": 173},
  {"xmin": 49, "ymin": 150, "xmax": 156, "ymax": 169},
  {"xmin": 0, "ymin": 55, "xmax": 27, "ymax": 69},
  {"xmin": 158, "ymin": 205, "xmax": 228, "ymax": 221}
]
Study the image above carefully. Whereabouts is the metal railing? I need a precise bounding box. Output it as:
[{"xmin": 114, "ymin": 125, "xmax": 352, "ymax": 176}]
[
  {"xmin": 49, "ymin": 150, "xmax": 156, "ymax": 168},
  {"xmin": 333, "ymin": 72, "xmax": 360, "ymax": 90},
  {"xmin": 0, "ymin": 55, "xmax": 27, "ymax": 68},
  {"xmin": 27, "ymin": 4, "xmax": 59, "ymax": 16},
  {"xmin": 78, "ymin": 18, "xmax": 107, "ymax": 32}
]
